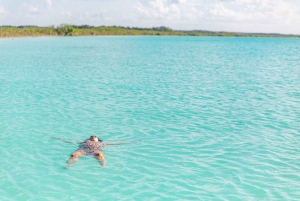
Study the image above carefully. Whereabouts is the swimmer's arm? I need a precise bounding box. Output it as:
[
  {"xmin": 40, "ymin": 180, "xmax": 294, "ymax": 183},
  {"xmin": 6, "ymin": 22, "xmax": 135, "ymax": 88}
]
[
  {"xmin": 103, "ymin": 140, "xmax": 140, "ymax": 146},
  {"xmin": 51, "ymin": 137, "xmax": 81, "ymax": 144}
]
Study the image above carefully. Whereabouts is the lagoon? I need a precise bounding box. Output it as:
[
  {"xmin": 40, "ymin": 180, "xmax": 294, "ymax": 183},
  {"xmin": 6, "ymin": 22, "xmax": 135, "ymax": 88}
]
[{"xmin": 0, "ymin": 36, "xmax": 300, "ymax": 200}]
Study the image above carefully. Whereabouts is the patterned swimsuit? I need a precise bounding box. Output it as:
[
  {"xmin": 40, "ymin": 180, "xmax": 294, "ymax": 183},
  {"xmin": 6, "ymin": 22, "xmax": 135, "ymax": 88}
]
[{"xmin": 79, "ymin": 140, "xmax": 104, "ymax": 155}]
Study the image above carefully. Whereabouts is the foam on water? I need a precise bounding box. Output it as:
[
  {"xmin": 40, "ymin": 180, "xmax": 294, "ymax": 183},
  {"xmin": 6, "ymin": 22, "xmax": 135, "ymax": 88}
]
[{"xmin": 0, "ymin": 36, "xmax": 300, "ymax": 200}]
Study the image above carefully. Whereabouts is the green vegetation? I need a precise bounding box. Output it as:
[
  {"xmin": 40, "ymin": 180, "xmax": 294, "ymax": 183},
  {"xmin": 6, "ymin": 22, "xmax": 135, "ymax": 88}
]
[{"xmin": 0, "ymin": 24, "xmax": 298, "ymax": 38}]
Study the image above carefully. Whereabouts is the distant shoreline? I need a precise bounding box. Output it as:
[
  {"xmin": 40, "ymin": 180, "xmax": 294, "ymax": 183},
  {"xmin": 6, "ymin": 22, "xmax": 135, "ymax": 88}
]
[{"xmin": 1, "ymin": 25, "xmax": 299, "ymax": 38}]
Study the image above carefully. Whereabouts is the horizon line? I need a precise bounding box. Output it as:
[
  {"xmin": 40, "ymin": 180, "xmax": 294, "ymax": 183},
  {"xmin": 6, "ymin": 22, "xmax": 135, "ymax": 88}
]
[{"xmin": 0, "ymin": 24, "xmax": 299, "ymax": 36}]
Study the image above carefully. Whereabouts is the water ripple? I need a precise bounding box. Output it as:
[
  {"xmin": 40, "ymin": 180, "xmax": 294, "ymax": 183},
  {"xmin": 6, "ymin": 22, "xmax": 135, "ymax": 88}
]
[{"xmin": 0, "ymin": 37, "xmax": 300, "ymax": 200}]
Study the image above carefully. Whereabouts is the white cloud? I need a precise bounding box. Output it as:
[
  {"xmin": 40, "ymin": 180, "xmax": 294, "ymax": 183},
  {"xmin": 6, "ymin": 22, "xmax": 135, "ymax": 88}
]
[
  {"xmin": 209, "ymin": 0, "xmax": 299, "ymax": 22},
  {"xmin": 0, "ymin": 0, "xmax": 299, "ymax": 34},
  {"xmin": 205, "ymin": 0, "xmax": 300, "ymax": 33},
  {"xmin": 168, "ymin": 0, "xmax": 186, "ymax": 4},
  {"xmin": 0, "ymin": 6, "xmax": 6, "ymax": 14},
  {"xmin": 184, "ymin": 10, "xmax": 204, "ymax": 21},
  {"xmin": 136, "ymin": 0, "xmax": 182, "ymax": 20},
  {"xmin": 45, "ymin": 0, "xmax": 52, "ymax": 9},
  {"xmin": 60, "ymin": 10, "xmax": 73, "ymax": 17},
  {"xmin": 132, "ymin": 0, "xmax": 300, "ymax": 34},
  {"xmin": 210, "ymin": 3, "xmax": 249, "ymax": 20},
  {"xmin": 23, "ymin": 4, "xmax": 40, "ymax": 14}
]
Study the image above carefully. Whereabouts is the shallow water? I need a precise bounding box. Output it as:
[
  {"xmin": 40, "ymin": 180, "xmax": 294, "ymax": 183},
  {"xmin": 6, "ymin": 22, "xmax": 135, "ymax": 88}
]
[{"xmin": 0, "ymin": 36, "xmax": 300, "ymax": 200}]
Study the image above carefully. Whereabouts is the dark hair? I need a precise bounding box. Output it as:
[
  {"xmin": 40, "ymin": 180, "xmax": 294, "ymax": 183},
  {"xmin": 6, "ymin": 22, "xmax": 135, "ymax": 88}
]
[{"xmin": 90, "ymin": 136, "xmax": 102, "ymax": 142}]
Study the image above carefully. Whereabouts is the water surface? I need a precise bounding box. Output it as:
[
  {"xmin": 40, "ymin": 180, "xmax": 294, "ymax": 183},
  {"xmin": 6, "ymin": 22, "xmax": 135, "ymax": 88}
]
[{"xmin": 0, "ymin": 36, "xmax": 300, "ymax": 200}]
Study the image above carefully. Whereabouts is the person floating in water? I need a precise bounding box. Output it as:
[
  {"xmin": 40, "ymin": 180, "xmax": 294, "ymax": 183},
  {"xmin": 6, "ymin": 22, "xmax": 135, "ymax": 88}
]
[{"xmin": 52, "ymin": 136, "xmax": 136, "ymax": 168}]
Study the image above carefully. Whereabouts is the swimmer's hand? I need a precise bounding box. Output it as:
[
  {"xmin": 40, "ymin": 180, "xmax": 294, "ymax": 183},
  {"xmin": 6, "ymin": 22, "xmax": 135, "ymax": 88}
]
[
  {"xmin": 104, "ymin": 139, "xmax": 141, "ymax": 146},
  {"xmin": 51, "ymin": 137, "xmax": 80, "ymax": 144},
  {"xmin": 51, "ymin": 137, "xmax": 61, "ymax": 140}
]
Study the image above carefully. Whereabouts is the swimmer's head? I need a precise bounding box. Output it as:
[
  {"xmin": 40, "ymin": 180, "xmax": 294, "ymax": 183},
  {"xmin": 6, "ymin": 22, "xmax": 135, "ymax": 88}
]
[{"xmin": 90, "ymin": 135, "xmax": 99, "ymax": 141}]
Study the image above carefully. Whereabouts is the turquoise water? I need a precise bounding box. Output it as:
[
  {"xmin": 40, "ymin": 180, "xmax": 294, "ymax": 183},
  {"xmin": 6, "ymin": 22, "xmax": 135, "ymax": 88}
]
[{"xmin": 0, "ymin": 36, "xmax": 300, "ymax": 200}]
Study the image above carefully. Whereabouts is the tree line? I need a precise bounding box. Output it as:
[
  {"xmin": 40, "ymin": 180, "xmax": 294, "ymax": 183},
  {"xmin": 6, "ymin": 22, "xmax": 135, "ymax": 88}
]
[{"xmin": 0, "ymin": 24, "xmax": 298, "ymax": 38}]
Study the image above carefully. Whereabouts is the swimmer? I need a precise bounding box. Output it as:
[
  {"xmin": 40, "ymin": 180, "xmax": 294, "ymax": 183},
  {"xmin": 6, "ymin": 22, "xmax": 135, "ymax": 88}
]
[{"xmin": 52, "ymin": 136, "xmax": 136, "ymax": 168}]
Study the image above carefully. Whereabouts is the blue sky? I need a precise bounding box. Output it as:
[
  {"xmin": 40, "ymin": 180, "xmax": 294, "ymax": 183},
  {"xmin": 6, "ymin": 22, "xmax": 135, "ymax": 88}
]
[{"xmin": 0, "ymin": 0, "xmax": 299, "ymax": 34}]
